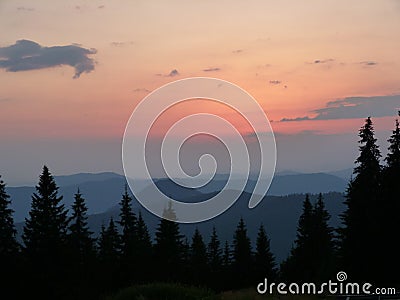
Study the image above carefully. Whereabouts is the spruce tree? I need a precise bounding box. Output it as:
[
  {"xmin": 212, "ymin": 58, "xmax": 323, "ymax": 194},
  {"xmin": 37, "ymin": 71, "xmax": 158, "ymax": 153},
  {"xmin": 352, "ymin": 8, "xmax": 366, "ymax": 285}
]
[
  {"xmin": 207, "ymin": 226, "xmax": 222, "ymax": 272},
  {"xmin": 118, "ymin": 185, "xmax": 137, "ymax": 257},
  {"xmin": 153, "ymin": 217, "xmax": 184, "ymax": 281},
  {"xmin": 312, "ymin": 193, "xmax": 335, "ymax": 280},
  {"xmin": 68, "ymin": 189, "xmax": 94, "ymax": 262},
  {"xmin": 118, "ymin": 185, "xmax": 137, "ymax": 283},
  {"xmin": 98, "ymin": 218, "xmax": 121, "ymax": 293},
  {"xmin": 136, "ymin": 211, "xmax": 153, "ymax": 282},
  {"xmin": 0, "ymin": 175, "xmax": 19, "ymax": 297},
  {"xmin": 341, "ymin": 117, "xmax": 382, "ymax": 281},
  {"xmin": 232, "ymin": 217, "xmax": 253, "ymax": 288},
  {"xmin": 380, "ymin": 114, "xmax": 400, "ymax": 283},
  {"xmin": 207, "ymin": 226, "xmax": 223, "ymax": 289},
  {"xmin": 254, "ymin": 224, "xmax": 277, "ymax": 281},
  {"xmin": 222, "ymin": 240, "xmax": 231, "ymax": 268},
  {"xmin": 281, "ymin": 194, "xmax": 314, "ymax": 281},
  {"xmin": 221, "ymin": 240, "xmax": 232, "ymax": 290},
  {"xmin": 22, "ymin": 166, "xmax": 69, "ymax": 299},
  {"xmin": 0, "ymin": 175, "xmax": 18, "ymax": 257},
  {"xmin": 23, "ymin": 166, "xmax": 69, "ymax": 257},
  {"xmin": 98, "ymin": 218, "xmax": 120, "ymax": 262},
  {"xmin": 67, "ymin": 189, "xmax": 95, "ymax": 300},
  {"xmin": 386, "ymin": 114, "xmax": 400, "ymax": 168},
  {"xmin": 190, "ymin": 228, "xmax": 208, "ymax": 284}
]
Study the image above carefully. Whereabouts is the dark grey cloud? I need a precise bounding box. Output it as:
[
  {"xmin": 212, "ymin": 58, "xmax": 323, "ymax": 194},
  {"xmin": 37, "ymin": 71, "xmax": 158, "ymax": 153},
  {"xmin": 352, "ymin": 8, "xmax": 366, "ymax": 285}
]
[
  {"xmin": 232, "ymin": 49, "xmax": 243, "ymax": 54},
  {"xmin": 98, "ymin": 5, "xmax": 105, "ymax": 9},
  {"xmin": 156, "ymin": 69, "xmax": 180, "ymax": 77},
  {"xmin": 269, "ymin": 80, "xmax": 281, "ymax": 85},
  {"xmin": 203, "ymin": 67, "xmax": 220, "ymax": 72},
  {"xmin": 167, "ymin": 69, "xmax": 179, "ymax": 77},
  {"xmin": 0, "ymin": 39, "xmax": 97, "ymax": 78},
  {"xmin": 312, "ymin": 58, "xmax": 335, "ymax": 64},
  {"xmin": 359, "ymin": 61, "xmax": 378, "ymax": 66},
  {"xmin": 280, "ymin": 95, "xmax": 400, "ymax": 122},
  {"xmin": 280, "ymin": 116, "xmax": 311, "ymax": 122}
]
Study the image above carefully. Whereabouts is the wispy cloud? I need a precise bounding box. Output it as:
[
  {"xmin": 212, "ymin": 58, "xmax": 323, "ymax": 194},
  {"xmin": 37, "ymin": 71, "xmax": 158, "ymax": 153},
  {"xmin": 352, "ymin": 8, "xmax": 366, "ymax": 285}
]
[
  {"xmin": 306, "ymin": 58, "xmax": 336, "ymax": 65},
  {"xmin": 0, "ymin": 97, "xmax": 13, "ymax": 103},
  {"xmin": 269, "ymin": 80, "xmax": 281, "ymax": 85},
  {"xmin": 359, "ymin": 61, "xmax": 378, "ymax": 67},
  {"xmin": 203, "ymin": 67, "xmax": 221, "ymax": 72},
  {"xmin": 280, "ymin": 95, "xmax": 400, "ymax": 122},
  {"xmin": 17, "ymin": 6, "xmax": 35, "ymax": 12},
  {"xmin": 0, "ymin": 39, "xmax": 97, "ymax": 79},
  {"xmin": 232, "ymin": 49, "xmax": 243, "ymax": 54},
  {"xmin": 280, "ymin": 116, "xmax": 311, "ymax": 122},
  {"xmin": 110, "ymin": 41, "xmax": 134, "ymax": 47},
  {"xmin": 133, "ymin": 88, "xmax": 151, "ymax": 93}
]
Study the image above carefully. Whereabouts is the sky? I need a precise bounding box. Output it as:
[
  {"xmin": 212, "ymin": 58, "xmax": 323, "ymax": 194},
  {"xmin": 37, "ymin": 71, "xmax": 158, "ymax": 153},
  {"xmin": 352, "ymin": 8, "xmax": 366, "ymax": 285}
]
[{"xmin": 0, "ymin": 0, "xmax": 399, "ymax": 185}]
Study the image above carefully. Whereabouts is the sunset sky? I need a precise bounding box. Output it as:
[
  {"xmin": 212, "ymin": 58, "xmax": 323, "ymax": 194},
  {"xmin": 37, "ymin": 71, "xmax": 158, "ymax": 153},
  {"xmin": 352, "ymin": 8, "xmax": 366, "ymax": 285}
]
[{"xmin": 1, "ymin": 0, "xmax": 399, "ymax": 185}]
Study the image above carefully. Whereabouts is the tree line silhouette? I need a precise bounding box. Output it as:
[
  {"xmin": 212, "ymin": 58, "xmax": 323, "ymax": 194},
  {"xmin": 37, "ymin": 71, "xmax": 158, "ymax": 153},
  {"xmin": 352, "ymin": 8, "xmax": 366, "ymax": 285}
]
[{"xmin": 0, "ymin": 115, "xmax": 399, "ymax": 299}]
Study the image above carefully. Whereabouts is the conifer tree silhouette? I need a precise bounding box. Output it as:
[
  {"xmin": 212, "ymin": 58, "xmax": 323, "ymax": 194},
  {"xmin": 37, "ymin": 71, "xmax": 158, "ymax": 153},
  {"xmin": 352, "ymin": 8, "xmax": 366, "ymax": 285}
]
[
  {"xmin": 154, "ymin": 215, "xmax": 184, "ymax": 281},
  {"xmin": 281, "ymin": 194, "xmax": 314, "ymax": 281},
  {"xmin": 136, "ymin": 211, "xmax": 153, "ymax": 282},
  {"xmin": 68, "ymin": 189, "xmax": 94, "ymax": 262},
  {"xmin": 380, "ymin": 114, "xmax": 400, "ymax": 283},
  {"xmin": 118, "ymin": 185, "xmax": 137, "ymax": 283},
  {"xmin": 67, "ymin": 189, "xmax": 95, "ymax": 299},
  {"xmin": 0, "ymin": 175, "xmax": 18, "ymax": 257},
  {"xmin": 254, "ymin": 224, "xmax": 277, "ymax": 281},
  {"xmin": 0, "ymin": 175, "xmax": 19, "ymax": 297},
  {"xmin": 190, "ymin": 228, "xmax": 208, "ymax": 284},
  {"xmin": 232, "ymin": 217, "xmax": 253, "ymax": 288},
  {"xmin": 282, "ymin": 194, "xmax": 335, "ymax": 282},
  {"xmin": 207, "ymin": 226, "xmax": 223, "ymax": 289},
  {"xmin": 312, "ymin": 193, "xmax": 336, "ymax": 280},
  {"xmin": 98, "ymin": 218, "xmax": 121, "ymax": 292},
  {"xmin": 208, "ymin": 226, "xmax": 223, "ymax": 272},
  {"xmin": 340, "ymin": 117, "xmax": 382, "ymax": 282},
  {"xmin": 22, "ymin": 166, "xmax": 69, "ymax": 299}
]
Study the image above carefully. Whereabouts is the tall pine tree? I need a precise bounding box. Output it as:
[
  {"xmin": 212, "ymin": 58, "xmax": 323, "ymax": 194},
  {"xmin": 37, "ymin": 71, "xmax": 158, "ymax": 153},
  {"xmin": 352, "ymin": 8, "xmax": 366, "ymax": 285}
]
[
  {"xmin": 153, "ymin": 217, "xmax": 184, "ymax": 281},
  {"xmin": 68, "ymin": 189, "xmax": 94, "ymax": 263},
  {"xmin": 118, "ymin": 185, "xmax": 137, "ymax": 256},
  {"xmin": 0, "ymin": 175, "xmax": 19, "ymax": 297},
  {"xmin": 0, "ymin": 175, "xmax": 18, "ymax": 257},
  {"xmin": 340, "ymin": 117, "xmax": 382, "ymax": 282},
  {"xmin": 253, "ymin": 224, "xmax": 276, "ymax": 281},
  {"xmin": 22, "ymin": 166, "xmax": 69, "ymax": 299},
  {"xmin": 98, "ymin": 218, "xmax": 121, "ymax": 293},
  {"xmin": 282, "ymin": 194, "xmax": 335, "ymax": 282},
  {"xmin": 67, "ymin": 189, "xmax": 95, "ymax": 300},
  {"xmin": 281, "ymin": 194, "xmax": 314, "ymax": 281},
  {"xmin": 312, "ymin": 193, "xmax": 336, "ymax": 280},
  {"xmin": 207, "ymin": 226, "xmax": 223, "ymax": 289},
  {"xmin": 232, "ymin": 217, "xmax": 253, "ymax": 288},
  {"xmin": 136, "ymin": 211, "xmax": 153, "ymax": 282},
  {"xmin": 380, "ymin": 113, "xmax": 400, "ymax": 283},
  {"xmin": 118, "ymin": 185, "xmax": 137, "ymax": 283},
  {"xmin": 190, "ymin": 228, "xmax": 208, "ymax": 284},
  {"xmin": 207, "ymin": 226, "xmax": 222, "ymax": 273}
]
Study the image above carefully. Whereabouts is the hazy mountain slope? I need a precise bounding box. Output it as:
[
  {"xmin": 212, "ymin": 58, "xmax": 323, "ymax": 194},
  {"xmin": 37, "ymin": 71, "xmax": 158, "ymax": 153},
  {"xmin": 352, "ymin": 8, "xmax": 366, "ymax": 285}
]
[{"xmin": 15, "ymin": 192, "xmax": 345, "ymax": 262}]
